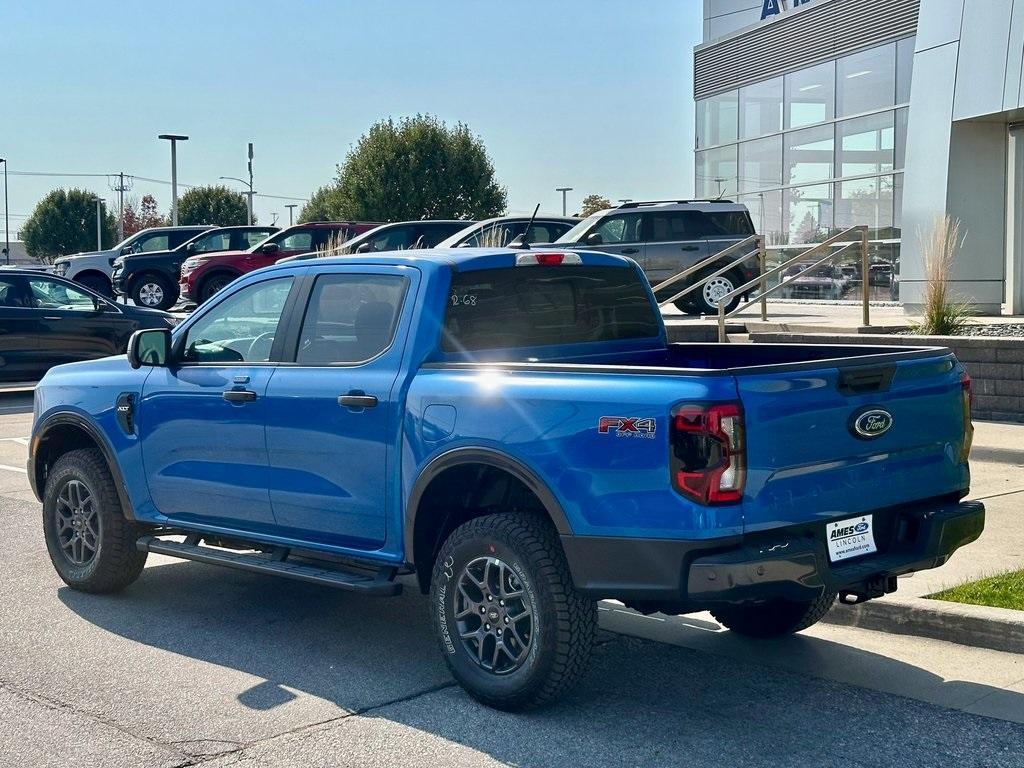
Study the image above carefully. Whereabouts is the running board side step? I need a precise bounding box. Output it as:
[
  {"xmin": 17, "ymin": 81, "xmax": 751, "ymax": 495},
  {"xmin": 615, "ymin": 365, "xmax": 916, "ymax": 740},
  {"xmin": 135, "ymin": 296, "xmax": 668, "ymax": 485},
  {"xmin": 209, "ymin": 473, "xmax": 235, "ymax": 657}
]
[{"xmin": 137, "ymin": 535, "xmax": 402, "ymax": 596}]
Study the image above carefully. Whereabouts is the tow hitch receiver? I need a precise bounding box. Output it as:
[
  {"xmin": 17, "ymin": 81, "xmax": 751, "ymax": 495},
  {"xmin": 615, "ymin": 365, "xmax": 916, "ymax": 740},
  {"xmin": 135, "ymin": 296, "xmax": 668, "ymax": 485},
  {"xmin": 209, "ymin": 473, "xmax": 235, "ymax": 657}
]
[{"xmin": 839, "ymin": 574, "xmax": 898, "ymax": 605}]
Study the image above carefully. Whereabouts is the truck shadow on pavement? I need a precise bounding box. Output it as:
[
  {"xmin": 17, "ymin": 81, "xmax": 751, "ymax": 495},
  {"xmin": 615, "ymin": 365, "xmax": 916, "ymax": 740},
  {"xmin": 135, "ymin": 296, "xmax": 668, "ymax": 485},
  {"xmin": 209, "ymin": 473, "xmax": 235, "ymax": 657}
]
[{"xmin": 58, "ymin": 558, "xmax": 1024, "ymax": 768}]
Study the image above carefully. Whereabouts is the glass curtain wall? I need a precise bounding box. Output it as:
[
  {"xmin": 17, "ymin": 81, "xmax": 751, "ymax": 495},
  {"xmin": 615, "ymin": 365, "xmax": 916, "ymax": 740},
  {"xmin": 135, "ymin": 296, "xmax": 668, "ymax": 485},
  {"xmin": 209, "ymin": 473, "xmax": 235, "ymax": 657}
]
[{"xmin": 695, "ymin": 37, "xmax": 913, "ymax": 300}]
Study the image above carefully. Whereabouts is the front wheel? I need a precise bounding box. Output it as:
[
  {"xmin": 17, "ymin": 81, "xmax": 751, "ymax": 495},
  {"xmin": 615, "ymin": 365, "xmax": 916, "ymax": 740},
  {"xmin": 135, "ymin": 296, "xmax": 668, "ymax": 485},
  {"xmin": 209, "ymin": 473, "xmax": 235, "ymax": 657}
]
[
  {"xmin": 42, "ymin": 449, "xmax": 147, "ymax": 593},
  {"xmin": 199, "ymin": 273, "xmax": 234, "ymax": 303},
  {"xmin": 711, "ymin": 591, "xmax": 837, "ymax": 638},
  {"xmin": 131, "ymin": 274, "xmax": 176, "ymax": 310},
  {"xmin": 77, "ymin": 274, "xmax": 113, "ymax": 298},
  {"xmin": 430, "ymin": 512, "xmax": 597, "ymax": 711}
]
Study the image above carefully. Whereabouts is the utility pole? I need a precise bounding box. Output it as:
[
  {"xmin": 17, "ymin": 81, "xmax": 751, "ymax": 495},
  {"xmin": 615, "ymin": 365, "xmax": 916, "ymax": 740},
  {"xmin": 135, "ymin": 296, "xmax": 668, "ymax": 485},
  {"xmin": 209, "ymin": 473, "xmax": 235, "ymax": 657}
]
[
  {"xmin": 220, "ymin": 176, "xmax": 256, "ymax": 224},
  {"xmin": 91, "ymin": 197, "xmax": 103, "ymax": 250},
  {"xmin": 158, "ymin": 134, "xmax": 189, "ymax": 225},
  {"xmin": 271, "ymin": 212, "xmax": 279, "ymax": 226},
  {"xmin": 109, "ymin": 172, "xmax": 133, "ymax": 242},
  {"xmin": 555, "ymin": 187, "xmax": 573, "ymax": 217},
  {"xmin": 0, "ymin": 158, "xmax": 8, "ymax": 265},
  {"xmin": 285, "ymin": 204, "xmax": 297, "ymax": 226}
]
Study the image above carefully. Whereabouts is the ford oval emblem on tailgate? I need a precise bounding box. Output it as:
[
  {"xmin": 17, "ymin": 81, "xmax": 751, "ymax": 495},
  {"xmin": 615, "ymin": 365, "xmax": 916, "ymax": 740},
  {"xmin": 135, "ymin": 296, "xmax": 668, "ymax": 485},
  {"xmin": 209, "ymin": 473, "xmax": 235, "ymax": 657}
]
[{"xmin": 851, "ymin": 408, "xmax": 893, "ymax": 439}]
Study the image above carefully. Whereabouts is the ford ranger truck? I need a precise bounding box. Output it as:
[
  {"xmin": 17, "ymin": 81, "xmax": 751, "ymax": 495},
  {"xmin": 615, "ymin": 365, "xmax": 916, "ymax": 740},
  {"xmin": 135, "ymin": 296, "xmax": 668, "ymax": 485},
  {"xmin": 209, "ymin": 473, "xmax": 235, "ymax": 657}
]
[{"xmin": 29, "ymin": 247, "xmax": 984, "ymax": 711}]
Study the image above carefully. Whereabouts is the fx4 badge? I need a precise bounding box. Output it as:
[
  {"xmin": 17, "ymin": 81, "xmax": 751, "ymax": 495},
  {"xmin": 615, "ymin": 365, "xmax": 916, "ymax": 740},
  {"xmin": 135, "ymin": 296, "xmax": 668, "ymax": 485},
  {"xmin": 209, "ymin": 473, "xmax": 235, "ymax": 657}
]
[{"xmin": 598, "ymin": 417, "xmax": 656, "ymax": 439}]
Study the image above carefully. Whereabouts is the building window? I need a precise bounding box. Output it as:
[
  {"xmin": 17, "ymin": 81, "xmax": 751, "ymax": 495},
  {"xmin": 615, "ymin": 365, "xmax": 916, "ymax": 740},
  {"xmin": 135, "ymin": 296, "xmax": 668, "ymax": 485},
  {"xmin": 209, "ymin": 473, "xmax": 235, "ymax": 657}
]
[
  {"xmin": 739, "ymin": 76, "xmax": 783, "ymax": 140},
  {"xmin": 894, "ymin": 107, "xmax": 908, "ymax": 170},
  {"xmin": 896, "ymin": 36, "xmax": 915, "ymax": 104},
  {"xmin": 738, "ymin": 135, "xmax": 783, "ymax": 193},
  {"xmin": 696, "ymin": 91, "xmax": 738, "ymax": 148},
  {"xmin": 739, "ymin": 190, "xmax": 785, "ymax": 245},
  {"xmin": 835, "ymin": 176, "xmax": 894, "ymax": 240},
  {"xmin": 696, "ymin": 145, "xmax": 738, "ymax": 198},
  {"xmin": 784, "ymin": 124, "xmax": 834, "ymax": 186},
  {"xmin": 786, "ymin": 183, "xmax": 833, "ymax": 244},
  {"xmin": 838, "ymin": 112, "xmax": 894, "ymax": 177},
  {"xmin": 836, "ymin": 43, "xmax": 896, "ymax": 117},
  {"xmin": 785, "ymin": 60, "xmax": 835, "ymax": 129}
]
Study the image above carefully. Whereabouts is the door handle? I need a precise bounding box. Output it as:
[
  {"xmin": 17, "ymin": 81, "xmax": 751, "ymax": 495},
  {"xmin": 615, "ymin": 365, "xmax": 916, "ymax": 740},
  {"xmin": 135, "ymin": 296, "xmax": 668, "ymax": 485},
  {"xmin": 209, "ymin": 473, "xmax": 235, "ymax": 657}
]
[
  {"xmin": 621, "ymin": 247, "xmax": 639, "ymax": 255},
  {"xmin": 223, "ymin": 390, "xmax": 257, "ymax": 403},
  {"xmin": 680, "ymin": 245, "xmax": 700, "ymax": 251},
  {"xmin": 338, "ymin": 392, "xmax": 378, "ymax": 409},
  {"xmin": 43, "ymin": 316, "xmax": 62, "ymax": 320}
]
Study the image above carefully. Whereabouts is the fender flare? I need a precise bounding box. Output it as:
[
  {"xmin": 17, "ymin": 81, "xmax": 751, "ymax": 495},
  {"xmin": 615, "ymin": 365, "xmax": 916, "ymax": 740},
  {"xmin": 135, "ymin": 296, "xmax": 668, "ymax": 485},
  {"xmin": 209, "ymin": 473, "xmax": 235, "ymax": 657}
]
[
  {"xmin": 404, "ymin": 447, "xmax": 572, "ymax": 562},
  {"xmin": 30, "ymin": 411, "xmax": 136, "ymax": 519}
]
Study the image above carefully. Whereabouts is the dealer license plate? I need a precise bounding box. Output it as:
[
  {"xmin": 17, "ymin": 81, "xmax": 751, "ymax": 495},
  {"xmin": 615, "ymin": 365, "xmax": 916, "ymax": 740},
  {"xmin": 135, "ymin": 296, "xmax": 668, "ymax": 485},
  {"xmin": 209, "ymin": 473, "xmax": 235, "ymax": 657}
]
[{"xmin": 826, "ymin": 514, "xmax": 877, "ymax": 562}]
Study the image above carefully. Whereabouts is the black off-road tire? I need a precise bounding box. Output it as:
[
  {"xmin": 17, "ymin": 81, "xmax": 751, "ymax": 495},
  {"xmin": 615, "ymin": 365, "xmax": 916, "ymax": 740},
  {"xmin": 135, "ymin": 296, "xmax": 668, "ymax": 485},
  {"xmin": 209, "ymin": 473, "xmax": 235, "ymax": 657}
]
[
  {"xmin": 42, "ymin": 449, "xmax": 147, "ymax": 593},
  {"xmin": 430, "ymin": 512, "xmax": 597, "ymax": 711},
  {"xmin": 711, "ymin": 591, "xmax": 837, "ymax": 638}
]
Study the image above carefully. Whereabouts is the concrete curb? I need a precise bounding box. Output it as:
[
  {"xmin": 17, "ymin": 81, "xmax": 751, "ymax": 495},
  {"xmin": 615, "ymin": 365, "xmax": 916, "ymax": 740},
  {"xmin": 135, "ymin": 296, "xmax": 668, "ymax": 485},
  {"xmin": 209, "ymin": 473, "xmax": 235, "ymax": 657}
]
[{"xmin": 823, "ymin": 595, "xmax": 1024, "ymax": 654}]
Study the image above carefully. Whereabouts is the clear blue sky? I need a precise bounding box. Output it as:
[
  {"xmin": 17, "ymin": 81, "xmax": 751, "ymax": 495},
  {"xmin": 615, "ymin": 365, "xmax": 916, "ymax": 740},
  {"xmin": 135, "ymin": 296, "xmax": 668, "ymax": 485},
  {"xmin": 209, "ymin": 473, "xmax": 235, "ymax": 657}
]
[{"xmin": 2, "ymin": 1, "xmax": 701, "ymax": 236}]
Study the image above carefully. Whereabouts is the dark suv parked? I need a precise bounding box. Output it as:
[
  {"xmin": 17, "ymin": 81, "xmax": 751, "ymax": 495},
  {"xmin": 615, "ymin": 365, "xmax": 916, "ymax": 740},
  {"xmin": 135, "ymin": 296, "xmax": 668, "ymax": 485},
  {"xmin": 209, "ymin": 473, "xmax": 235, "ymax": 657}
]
[
  {"xmin": 112, "ymin": 226, "xmax": 278, "ymax": 310},
  {"xmin": 553, "ymin": 200, "xmax": 757, "ymax": 314}
]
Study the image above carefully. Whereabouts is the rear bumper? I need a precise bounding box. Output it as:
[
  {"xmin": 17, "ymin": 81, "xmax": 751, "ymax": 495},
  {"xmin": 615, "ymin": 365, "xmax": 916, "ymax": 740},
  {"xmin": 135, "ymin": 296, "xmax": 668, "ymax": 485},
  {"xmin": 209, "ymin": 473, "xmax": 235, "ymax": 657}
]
[{"xmin": 562, "ymin": 496, "xmax": 984, "ymax": 607}]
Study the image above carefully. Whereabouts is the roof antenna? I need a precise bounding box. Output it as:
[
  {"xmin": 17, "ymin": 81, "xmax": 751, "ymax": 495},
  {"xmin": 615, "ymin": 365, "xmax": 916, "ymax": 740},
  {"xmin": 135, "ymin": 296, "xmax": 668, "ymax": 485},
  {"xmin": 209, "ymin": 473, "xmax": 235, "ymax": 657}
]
[{"xmin": 511, "ymin": 204, "xmax": 540, "ymax": 249}]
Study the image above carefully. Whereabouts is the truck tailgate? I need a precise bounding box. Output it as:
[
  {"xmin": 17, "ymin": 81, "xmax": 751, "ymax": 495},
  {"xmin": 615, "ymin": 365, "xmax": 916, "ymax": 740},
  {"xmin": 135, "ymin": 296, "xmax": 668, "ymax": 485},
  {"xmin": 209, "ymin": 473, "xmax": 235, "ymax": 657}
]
[{"xmin": 737, "ymin": 354, "xmax": 970, "ymax": 534}]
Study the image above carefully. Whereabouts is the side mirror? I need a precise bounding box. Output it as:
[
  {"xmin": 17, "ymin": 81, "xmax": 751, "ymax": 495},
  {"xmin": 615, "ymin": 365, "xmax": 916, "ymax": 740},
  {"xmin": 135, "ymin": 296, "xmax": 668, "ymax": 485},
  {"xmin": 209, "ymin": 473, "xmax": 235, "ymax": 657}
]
[
  {"xmin": 585, "ymin": 232, "xmax": 603, "ymax": 246},
  {"xmin": 260, "ymin": 242, "xmax": 280, "ymax": 254},
  {"xmin": 127, "ymin": 328, "xmax": 172, "ymax": 369},
  {"xmin": 355, "ymin": 242, "xmax": 373, "ymax": 254},
  {"xmin": 186, "ymin": 243, "xmax": 195, "ymax": 252}
]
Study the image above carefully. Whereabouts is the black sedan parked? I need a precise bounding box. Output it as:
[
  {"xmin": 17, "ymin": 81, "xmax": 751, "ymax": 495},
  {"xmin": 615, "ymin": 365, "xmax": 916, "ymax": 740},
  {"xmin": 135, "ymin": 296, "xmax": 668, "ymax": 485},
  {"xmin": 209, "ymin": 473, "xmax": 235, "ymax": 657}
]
[
  {"xmin": 112, "ymin": 225, "xmax": 277, "ymax": 310},
  {"xmin": 0, "ymin": 270, "xmax": 176, "ymax": 383}
]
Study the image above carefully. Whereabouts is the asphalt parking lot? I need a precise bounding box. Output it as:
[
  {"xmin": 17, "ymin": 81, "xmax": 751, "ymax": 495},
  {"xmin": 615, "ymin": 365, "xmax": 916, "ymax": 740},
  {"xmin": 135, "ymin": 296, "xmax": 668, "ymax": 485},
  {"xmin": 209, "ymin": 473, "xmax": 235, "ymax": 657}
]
[{"xmin": 1, "ymin": 391, "xmax": 1024, "ymax": 768}]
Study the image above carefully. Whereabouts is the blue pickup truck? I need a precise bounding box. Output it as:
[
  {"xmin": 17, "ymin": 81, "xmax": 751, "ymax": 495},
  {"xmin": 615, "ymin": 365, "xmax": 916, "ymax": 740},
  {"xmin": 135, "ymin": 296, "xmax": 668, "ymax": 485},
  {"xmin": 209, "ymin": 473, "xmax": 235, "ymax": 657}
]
[{"xmin": 29, "ymin": 247, "xmax": 984, "ymax": 710}]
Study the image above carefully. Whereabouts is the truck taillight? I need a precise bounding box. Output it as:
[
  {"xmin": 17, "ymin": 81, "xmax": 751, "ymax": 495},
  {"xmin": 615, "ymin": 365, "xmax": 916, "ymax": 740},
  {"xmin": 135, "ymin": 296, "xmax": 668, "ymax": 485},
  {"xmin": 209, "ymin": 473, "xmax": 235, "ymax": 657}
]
[
  {"xmin": 670, "ymin": 402, "xmax": 745, "ymax": 504},
  {"xmin": 960, "ymin": 371, "xmax": 974, "ymax": 463}
]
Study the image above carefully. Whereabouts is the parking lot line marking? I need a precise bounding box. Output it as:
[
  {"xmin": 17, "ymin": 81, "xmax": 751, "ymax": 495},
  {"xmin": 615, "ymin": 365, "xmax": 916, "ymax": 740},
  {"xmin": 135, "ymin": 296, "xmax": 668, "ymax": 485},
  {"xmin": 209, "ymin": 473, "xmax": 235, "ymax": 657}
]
[
  {"xmin": 0, "ymin": 437, "xmax": 29, "ymax": 446},
  {"xmin": 0, "ymin": 463, "xmax": 27, "ymax": 474}
]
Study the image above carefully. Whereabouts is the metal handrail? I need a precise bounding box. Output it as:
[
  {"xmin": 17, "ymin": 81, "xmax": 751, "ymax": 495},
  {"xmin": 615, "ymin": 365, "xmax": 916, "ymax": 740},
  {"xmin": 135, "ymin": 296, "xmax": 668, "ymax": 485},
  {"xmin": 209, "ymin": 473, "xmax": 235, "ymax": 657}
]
[
  {"xmin": 657, "ymin": 244, "xmax": 763, "ymax": 307},
  {"xmin": 651, "ymin": 234, "xmax": 762, "ymax": 296},
  {"xmin": 715, "ymin": 225, "xmax": 869, "ymax": 342}
]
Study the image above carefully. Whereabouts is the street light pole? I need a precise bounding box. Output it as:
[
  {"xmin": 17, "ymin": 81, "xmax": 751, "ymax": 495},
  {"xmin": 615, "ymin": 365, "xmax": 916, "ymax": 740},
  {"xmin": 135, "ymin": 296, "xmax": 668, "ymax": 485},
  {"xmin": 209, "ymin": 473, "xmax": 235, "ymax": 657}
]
[
  {"xmin": 285, "ymin": 204, "xmax": 297, "ymax": 226},
  {"xmin": 158, "ymin": 134, "xmax": 189, "ymax": 226},
  {"xmin": 555, "ymin": 187, "xmax": 573, "ymax": 217},
  {"xmin": 0, "ymin": 158, "xmax": 8, "ymax": 265},
  {"xmin": 219, "ymin": 176, "xmax": 256, "ymax": 224},
  {"xmin": 247, "ymin": 142, "xmax": 254, "ymax": 226}
]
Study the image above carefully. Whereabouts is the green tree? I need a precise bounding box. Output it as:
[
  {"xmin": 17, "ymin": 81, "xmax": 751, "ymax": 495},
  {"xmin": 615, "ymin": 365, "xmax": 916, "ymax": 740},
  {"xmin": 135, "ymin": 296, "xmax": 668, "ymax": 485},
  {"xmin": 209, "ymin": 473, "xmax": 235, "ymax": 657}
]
[
  {"xmin": 324, "ymin": 115, "xmax": 507, "ymax": 221},
  {"xmin": 298, "ymin": 184, "xmax": 345, "ymax": 223},
  {"xmin": 578, "ymin": 194, "xmax": 612, "ymax": 217},
  {"xmin": 21, "ymin": 188, "xmax": 118, "ymax": 261},
  {"xmin": 177, "ymin": 185, "xmax": 250, "ymax": 226}
]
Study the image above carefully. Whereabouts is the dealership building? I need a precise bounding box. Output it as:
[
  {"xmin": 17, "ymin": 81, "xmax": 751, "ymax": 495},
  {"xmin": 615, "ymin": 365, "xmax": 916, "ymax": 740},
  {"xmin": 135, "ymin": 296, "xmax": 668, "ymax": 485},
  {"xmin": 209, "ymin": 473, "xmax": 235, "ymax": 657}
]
[{"xmin": 695, "ymin": 0, "xmax": 1024, "ymax": 313}]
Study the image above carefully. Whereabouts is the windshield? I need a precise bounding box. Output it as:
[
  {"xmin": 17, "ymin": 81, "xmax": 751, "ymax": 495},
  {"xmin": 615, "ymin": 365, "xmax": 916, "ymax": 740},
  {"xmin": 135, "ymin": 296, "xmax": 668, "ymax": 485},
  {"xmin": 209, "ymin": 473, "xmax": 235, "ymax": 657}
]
[
  {"xmin": 555, "ymin": 212, "xmax": 605, "ymax": 244},
  {"xmin": 442, "ymin": 266, "xmax": 660, "ymax": 353}
]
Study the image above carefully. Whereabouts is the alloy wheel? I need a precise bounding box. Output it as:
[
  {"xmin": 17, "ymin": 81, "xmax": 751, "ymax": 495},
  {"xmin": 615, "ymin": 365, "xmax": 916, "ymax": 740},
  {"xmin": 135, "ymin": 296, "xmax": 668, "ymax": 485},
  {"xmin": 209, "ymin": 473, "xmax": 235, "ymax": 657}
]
[
  {"xmin": 138, "ymin": 282, "xmax": 164, "ymax": 307},
  {"xmin": 55, "ymin": 479, "xmax": 99, "ymax": 566},
  {"xmin": 454, "ymin": 556, "xmax": 534, "ymax": 675},
  {"xmin": 703, "ymin": 276, "xmax": 735, "ymax": 308}
]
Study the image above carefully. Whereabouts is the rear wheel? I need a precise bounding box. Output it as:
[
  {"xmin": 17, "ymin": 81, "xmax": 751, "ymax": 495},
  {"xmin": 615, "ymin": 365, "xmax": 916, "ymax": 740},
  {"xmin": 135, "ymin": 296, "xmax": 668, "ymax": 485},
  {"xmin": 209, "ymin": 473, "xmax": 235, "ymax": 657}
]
[
  {"xmin": 77, "ymin": 274, "xmax": 113, "ymax": 298},
  {"xmin": 42, "ymin": 449, "xmax": 147, "ymax": 593},
  {"xmin": 199, "ymin": 273, "xmax": 235, "ymax": 303},
  {"xmin": 131, "ymin": 273, "xmax": 176, "ymax": 310},
  {"xmin": 430, "ymin": 512, "xmax": 597, "ymax": 710},
  {"xmin": 711, "ymin": 591, "xmax": 837, "ymax": 638}
]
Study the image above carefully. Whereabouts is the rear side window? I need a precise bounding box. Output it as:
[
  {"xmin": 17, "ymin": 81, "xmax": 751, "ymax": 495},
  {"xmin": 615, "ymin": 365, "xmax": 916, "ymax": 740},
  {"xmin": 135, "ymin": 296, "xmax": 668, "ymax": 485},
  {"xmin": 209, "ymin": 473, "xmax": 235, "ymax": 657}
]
[
  {"xmin": 703, "ymin": 211, "xmax": 754, "ymax": 237},
  {"xmin": 443, "ymin": 266, "xmax": 660, "ymax": 353},
  {"xmin": 645, "ymin": 211, "xmax": 704, "ymax": 242},
  {"xmin": 296, "ymin": 274, "xmax": 408, "ymax": 364}
]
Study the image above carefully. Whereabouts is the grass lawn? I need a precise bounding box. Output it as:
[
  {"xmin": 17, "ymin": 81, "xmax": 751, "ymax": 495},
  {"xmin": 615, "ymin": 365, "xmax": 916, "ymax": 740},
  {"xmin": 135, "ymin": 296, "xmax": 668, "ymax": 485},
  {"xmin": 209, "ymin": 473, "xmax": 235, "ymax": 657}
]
[{"xmin": 928, "ymin": 569, "xmax": 1024, "ymax": 611}]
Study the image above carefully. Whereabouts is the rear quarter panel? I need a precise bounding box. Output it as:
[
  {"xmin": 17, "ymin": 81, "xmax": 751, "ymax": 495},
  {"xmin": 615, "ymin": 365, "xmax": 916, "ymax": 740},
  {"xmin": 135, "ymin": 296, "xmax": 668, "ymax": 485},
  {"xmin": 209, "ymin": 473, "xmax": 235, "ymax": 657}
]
[{"xmin": 404, "ymin": 367, "xmax": 743, "ymax": 541}]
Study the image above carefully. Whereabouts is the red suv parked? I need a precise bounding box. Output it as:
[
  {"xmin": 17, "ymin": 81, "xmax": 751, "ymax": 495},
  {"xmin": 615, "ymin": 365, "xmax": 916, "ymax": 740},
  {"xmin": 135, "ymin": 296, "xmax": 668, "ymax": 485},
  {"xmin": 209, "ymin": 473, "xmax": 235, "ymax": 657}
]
[{"xmin": 180, "ymin": 221, "xmax": 379, "ymax": 304}]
